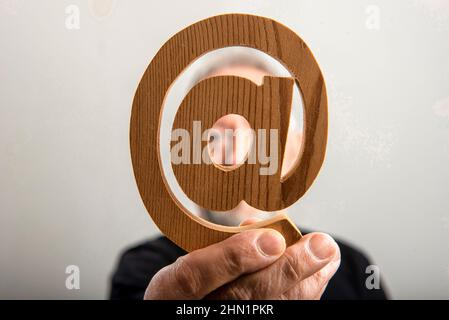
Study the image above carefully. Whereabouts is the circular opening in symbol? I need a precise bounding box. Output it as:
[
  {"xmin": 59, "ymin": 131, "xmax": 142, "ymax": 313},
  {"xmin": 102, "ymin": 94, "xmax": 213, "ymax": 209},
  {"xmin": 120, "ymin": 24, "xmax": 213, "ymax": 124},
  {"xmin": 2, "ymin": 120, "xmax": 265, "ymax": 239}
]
[{"xmin": 160, "ymin": 46, "xmax": 305, "ymax": 226}]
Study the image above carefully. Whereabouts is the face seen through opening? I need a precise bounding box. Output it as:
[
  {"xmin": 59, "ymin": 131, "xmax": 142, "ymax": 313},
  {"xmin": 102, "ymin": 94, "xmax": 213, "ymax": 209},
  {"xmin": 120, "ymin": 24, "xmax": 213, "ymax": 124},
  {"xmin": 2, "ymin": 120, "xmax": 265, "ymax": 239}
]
[{"xmin": 202, "ymin": 63, "xmax": 303, "ymax": 224}]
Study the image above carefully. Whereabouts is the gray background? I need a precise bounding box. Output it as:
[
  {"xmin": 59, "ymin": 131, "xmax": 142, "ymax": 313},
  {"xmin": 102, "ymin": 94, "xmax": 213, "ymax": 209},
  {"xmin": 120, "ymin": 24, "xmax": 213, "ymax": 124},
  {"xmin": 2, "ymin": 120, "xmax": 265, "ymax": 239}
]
[{"xmin": 1, "ymin": 0, "xmax": 449, "ymax": 299}]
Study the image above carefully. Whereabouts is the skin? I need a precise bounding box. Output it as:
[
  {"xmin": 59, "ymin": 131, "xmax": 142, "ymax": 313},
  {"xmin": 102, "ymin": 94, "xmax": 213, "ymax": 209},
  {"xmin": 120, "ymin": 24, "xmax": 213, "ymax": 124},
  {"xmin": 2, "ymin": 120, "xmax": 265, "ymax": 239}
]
[
  {"xmin": 144, "ymin": 64, "xmax": 340, "ymax": 300},
  {"xmin": 145, "ymin": 230, "xmax": 340, "ymax": 299}
]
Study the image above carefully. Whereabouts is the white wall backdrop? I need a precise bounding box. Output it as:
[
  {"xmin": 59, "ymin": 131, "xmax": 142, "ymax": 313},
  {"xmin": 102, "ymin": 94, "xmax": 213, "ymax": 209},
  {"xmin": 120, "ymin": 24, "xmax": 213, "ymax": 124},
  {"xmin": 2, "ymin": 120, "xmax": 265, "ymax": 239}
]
[{"xmin": 1, "ymin": 0, "xmax": 449, "ymax": 299}]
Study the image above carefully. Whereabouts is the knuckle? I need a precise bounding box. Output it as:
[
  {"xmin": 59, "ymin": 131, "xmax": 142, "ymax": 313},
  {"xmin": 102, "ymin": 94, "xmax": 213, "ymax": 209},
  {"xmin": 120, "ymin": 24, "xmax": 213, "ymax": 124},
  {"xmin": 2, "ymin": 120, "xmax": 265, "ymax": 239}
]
[
  {"xmin": 313, "ymin": 268, "xmax": 329, "ymax": 285},
  {"xmin": 312, "ymin": 263, "xmax": 335, "ymax": 287},
  {"xmin": 144, "ymin": 274, "xmax": 161, "ymax": 299},
  {"xmin": 219, "ymin": 230, "xmax": 264, "ymax": 276},
  {"xmin": 171, "ymin": 256, "xmax": 203, "ymax": 299},
  {"xmin": 145, "ymin": 264, "xmax": 175, "ymax": 299},
  {"xmin": 280, "ymin": 251, "xmax": 303, "ymax": 282},
  {"xmin": 279, "ymin": 292, "xmax": 288, "ymax": 300},
  {"xmin": 224, "ymin": 285, "xmax": 253, "ymax": 300},
  {"xmin": 221, "ymin": 245, "xmax": 246, "ymax": 276}
]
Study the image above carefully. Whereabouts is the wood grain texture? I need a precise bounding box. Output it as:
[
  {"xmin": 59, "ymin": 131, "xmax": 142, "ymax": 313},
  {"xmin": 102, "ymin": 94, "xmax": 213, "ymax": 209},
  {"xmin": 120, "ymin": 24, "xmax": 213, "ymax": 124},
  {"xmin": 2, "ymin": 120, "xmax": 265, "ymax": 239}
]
[
  {"xmin": 172, "ymin": 75, "xmax": 293, "ymax": 212},
  {"xmin": 130, "ymin": 14, "xmax": 327, "ymax": 252}
]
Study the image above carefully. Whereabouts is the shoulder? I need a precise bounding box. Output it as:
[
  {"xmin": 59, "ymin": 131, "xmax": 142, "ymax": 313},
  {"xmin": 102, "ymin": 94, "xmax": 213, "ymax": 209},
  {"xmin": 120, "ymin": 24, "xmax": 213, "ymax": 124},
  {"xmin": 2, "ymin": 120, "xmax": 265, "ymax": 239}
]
[{"xmin": 109, "ymin": 237, "xmax": 186, "ymax": 299}]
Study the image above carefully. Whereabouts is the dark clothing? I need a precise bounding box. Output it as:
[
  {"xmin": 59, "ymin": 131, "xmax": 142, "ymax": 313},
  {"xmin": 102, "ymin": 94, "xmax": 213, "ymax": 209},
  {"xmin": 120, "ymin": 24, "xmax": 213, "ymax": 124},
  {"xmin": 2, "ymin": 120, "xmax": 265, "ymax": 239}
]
[{"xmin": 109, "ymin": 232, "xmax": 388, "ymax": 300}]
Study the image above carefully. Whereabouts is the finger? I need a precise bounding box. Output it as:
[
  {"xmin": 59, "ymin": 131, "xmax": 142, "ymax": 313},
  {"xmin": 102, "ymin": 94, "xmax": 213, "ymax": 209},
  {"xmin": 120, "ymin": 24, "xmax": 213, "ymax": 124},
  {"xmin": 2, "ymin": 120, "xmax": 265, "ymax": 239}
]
[
  {"xmin": 239, "ymin": 217, "xmax": 262, "ymax": 226},
  {"xmin": 144, "ymin": 228, "xmax": 286, "ymax": 300},
  {"xmin": 206, "ymin": 232, "xmax": 340, "ymax": 300},
  {"xmin": 279, "ymin": 258, "xmax": 341, "ymax": 300}
]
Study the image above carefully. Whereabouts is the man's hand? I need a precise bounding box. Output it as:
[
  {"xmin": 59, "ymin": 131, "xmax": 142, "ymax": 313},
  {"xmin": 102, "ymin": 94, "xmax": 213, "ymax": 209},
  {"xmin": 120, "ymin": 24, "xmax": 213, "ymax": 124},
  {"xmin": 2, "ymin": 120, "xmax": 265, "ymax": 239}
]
[{"xmin": 144, "ymin": 229, "xmax": 340, "ymax": 300}]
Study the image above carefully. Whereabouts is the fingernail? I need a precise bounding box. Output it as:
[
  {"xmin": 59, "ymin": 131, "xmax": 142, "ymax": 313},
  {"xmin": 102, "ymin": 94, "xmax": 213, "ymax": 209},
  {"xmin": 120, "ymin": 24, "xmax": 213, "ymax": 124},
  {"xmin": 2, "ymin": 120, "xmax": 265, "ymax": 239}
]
[
  {"xmin": 257, "ymin": 230, "xmax": 286, "ymax": 256},
  {"xmin": 308, "ymin": 234, "xmax": 337, "ymax": 261}
]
